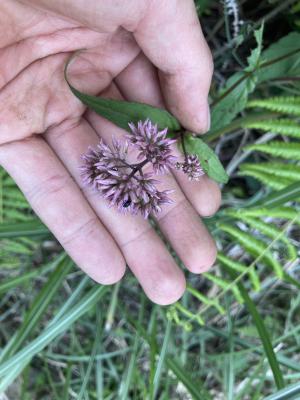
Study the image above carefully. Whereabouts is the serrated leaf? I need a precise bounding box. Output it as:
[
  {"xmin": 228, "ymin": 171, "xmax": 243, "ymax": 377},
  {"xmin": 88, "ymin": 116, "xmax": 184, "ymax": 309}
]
[
  {"xmin": 245, "ymin": 142, "xmax": 300, "ymax": 160},
  {"xmin": 239, "ymin": 167, "xmax": 293, "ymax": 190},
  {"xmin": 247, "ymin": 96, "xmax": 300, "ymax": 116},
  {"xmin": 257, "ymin": 32, "xmax": 300, "ymax": 83},
  {"xmin": 211, "ymin": 32, "xmax": 300, "ymax": 132},
  {"xmin": 246, "ymin": 24, "xmax": 264, "ymax": 71},
  {"xmin": 234, "ymin": 206, "xmax": 299, "ymax": 221},
  {"xmin": 244, "ymin": 119, "xmax": 300, "ymax": 138},
  {"xmin": 240, "ymin": 162, "xmax": 300, "ymax": 181},
  {"xmin": 239, "ymin": 162, "xmax": 300, "ymax": 190},
  {"xmin": 183, "ymin": 135, "xmax": 229, "ymax": 183},
  {"xmin": 217, "ymin": 253, "xmax": 261, "ymax": 292},
  {"xmin": 64, "ymin": 58, "xmax": 181, "ymax": 133},
  {"xmin": 204, "ymin": 272, "xmax": 243, "ymax": 303},
  {"xmin": 219, "ymin": 223, "xmax": 284, "ymax": 278},
  {"xmin": 225, "ymin": 213, "xmax": 297, "ymax": 260}
]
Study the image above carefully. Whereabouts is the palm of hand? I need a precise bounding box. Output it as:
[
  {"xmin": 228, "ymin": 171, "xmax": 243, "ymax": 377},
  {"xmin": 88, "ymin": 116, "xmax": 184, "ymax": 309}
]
[{"xmin": 0, "ymin": 0, "xmax": 220, "ymax": 304}]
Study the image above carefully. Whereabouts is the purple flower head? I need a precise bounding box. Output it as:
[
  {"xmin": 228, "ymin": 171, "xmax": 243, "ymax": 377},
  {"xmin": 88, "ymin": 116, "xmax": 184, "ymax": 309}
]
[
  {"xmin": 80, "ymin": 136, "xmax": 174, "ymax": 218},
  {"xmin": 80, "ymin": 147, "xmax": 102, "ymax": 190},
  {"xmin": 127, "ymin": 119, "xmax": 177, "ymax": 173},
  {"xmin": 176, "ymin": 154, "xmax": 205, "ymax": 181}
]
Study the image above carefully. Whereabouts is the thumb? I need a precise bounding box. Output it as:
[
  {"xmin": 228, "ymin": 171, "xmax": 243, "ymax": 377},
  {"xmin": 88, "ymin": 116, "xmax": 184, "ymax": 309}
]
[{"xmin": 134, "ymin": 0, "xmax": 213, "ymax": 133}]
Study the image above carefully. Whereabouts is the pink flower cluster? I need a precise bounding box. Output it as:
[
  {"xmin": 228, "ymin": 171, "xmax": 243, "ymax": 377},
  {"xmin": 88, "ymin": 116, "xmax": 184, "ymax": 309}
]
[{"xmin": 81, "ymin": 119, "xmax": 204, "ymax": 218}]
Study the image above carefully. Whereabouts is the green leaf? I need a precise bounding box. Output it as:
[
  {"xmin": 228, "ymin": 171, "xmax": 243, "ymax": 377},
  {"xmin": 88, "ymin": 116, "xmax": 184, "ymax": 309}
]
[
  {"xmin": 0, "ymin": 254, "xmax": 73, "ymax": 363},
  {"xmin": 245, "ymin": 142, "xmax": 300, "ymax": 160},
  {"xmin": 183, "ymin": 135, "xmax": 229, "ymax": 183},
  {"xmin": 219, "ymin": 223, "xmax": 284, "ymax": 278},
  {"xmin": 226, "ymin": 214, "xmax": 297, "ymax": 260},
  {"xmin": 256, "ymin": 32, "xmax": 300, "ymax": 83},
  {"xmin": 246, "ymin": 24, "xmax": 264, "ymax": 71},
  {"xmin": 255, "ymin": 182, "xmax": 300, "ymax": 209},
  {"xmin": 239, "ymin": 167, "xmax": 292, "ymax": 190},
  {"xmin": 211, "ymin": 71, "xmax": 257, "ymax": 132},
  {"xmin": 0, "ymin": 286, "xmax": 108, "ymax": 381},
  {"xmin": 210, "ymin": 32, "xmax": 300, "ymax": 132},
  {"xmin": 0, "ymin": 219, "xmax": 48, "ymax": 239},
  {"xmin": 64, "ymin": 58, "xmax": 181, "ymax": 133},
  {"xmin": 243, "ymin": 119, "xmax": 300, "ymax": 138},
  {"xmin": 124, "ymin": 308, "xmax": 211, "ymax": 400},
  {"xmin": 240, "ymin": 162, "xmax": 300, "ymax": 181},
  {"xmin": 217, "ymin": 253, "xmax": 261, "ymax": 292},
  {"xmin": 236, "ymin": 206, "xmax": 299, "ymax": 220},
  {"xmin": 225, "ymin": 269, "xmax": 285, "ymax": 390},
  {"xmin": 264, "ymin": 381, "xmax": 300, "ymax": 400},
  {"xmin": 152, "ymin": 319, "xmax": 172, "ymax": 399},
  {"xmin": 247, "ymin": 96, "xmax": 300, "ymax": 116}
]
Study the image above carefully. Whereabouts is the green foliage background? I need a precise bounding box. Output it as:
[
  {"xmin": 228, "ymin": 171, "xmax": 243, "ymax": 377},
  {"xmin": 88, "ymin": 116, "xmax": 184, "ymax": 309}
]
[{"xmin": 1, "ymin": 0, "xmax": 300, "ymax": 399}]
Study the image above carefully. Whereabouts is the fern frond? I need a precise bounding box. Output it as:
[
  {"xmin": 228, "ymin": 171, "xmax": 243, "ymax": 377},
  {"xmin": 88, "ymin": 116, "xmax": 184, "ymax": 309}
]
[
  {"xmin": 224, "ymin": 212, "xmax": 297, "ymax": 260},
  {"xmin": 219, "ymin": 223, "xmax": 284, "ymax": 278},
  {"xmin": 187, "ymin": 285, "xmax": 225, "ymax": 314},
  {"xmin": 239, "ymin": 167, "xmax": 293, "ymax": 190},
  {"xmin": 244, "ymin": 119, "xmax": 300, "ymax": 138},
  {"xmin": 245, "ymin": 142, "xmax": 300, "ymax": 160},
  {"xmin": 247, "ymin": 96, "xmax": 300, "ymax": 116},
  {"xmin": 204, "ymin": 272, "xmax": 243, "ymax": 303},
  {"xmin": 217, "ymin": 253, "xmax": 261, "ymax": 291},
  {"xmin": 240, "ymin": 162, "xmax": 300, "ymax": 180},
  {"xmin": 233, "ymin": 207, "xmax": 299, "ymax": 221}
]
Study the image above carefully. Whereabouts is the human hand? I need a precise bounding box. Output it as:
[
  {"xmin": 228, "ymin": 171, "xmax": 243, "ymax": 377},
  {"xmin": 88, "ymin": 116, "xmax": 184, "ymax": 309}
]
[{"xmin": 0, "ymin": 0, "xmax": 220, "ymax": 304}]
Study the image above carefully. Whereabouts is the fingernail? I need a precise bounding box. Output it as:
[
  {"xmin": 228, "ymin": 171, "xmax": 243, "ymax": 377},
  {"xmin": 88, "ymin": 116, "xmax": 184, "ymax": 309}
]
[{"xmin": 192, "ymin": 102, "xmax": 210, "ymax": 134}]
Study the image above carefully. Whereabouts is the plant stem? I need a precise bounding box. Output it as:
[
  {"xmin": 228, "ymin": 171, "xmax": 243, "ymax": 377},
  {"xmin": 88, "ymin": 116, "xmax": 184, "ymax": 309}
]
[
  {"xmin": 128, "ymin": 159, "xmax": 149, "ymax": 179},
  {"xmin": 211, "ymin": 47, "xmax": 300, "ymax": 108}
]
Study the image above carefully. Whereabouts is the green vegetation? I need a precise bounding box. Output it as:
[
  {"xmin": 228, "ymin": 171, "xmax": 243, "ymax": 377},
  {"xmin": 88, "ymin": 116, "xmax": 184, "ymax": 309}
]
[{"xmin": 1, "ymin": 0, "xmax": 300, "ymax": 398}]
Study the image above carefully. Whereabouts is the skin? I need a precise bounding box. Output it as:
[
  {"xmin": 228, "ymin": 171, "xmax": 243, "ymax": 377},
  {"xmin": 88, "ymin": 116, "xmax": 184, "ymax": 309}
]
[{"xmin": 0, "ymin": 0, "xmax": 221, "ymax": 305}]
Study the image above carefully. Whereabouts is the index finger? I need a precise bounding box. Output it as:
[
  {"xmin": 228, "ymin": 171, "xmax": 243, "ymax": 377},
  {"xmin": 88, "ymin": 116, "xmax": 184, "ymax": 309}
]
[{"xmin": 134, "ymin": 0, "xmax": 213, "ymax": 133}]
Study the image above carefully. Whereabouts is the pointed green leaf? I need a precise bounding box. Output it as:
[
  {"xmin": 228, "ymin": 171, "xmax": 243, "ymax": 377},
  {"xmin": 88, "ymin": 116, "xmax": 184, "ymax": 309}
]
[
  {"xmin": 64, "ymin": 58, "xmax": 181, "ymax": 133},
  {"xmin": 183, "ymin": 135, "xmax": 229, "ymax": 183}
]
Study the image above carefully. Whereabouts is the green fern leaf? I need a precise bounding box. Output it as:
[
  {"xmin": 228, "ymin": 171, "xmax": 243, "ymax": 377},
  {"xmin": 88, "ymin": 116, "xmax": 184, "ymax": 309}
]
[
  {"xmin": 240, "ymin": 162, "xmax": 300, "ymax": 180},
  {"xmin": 217, "ymin": 253, "xmax": 261, "ymax": 291},
  {"xmin": 219, "ymin": 223, "xmax": 284, "ymax": 279},
  {"xmin": 247, "ymin": 96, "xmax": 300, "ymax": 116},
  {"xmin": 231, "ymin": 207, "xmax": 300, "ymax": 221},
  {"xmin": 204, "ymin": 272, "xmax": 244, "ymax": 303},
  {"xmin": 244, "ymin": 119, "xmax": 300, "ymax": 138},
  {"xmin": 187, "ymin": 285, "xmax": 225, "ymax": 314},
  {"xmin": 225, "ymin": 213, "xmax": 297, "ymax": 260},
  {"xmin": 239, "ymin": 167, "xmax": 293, "ymax": 190},
  {"xmin": 245, "ymin": 142, "xmax": 300, "ymax": 160}
]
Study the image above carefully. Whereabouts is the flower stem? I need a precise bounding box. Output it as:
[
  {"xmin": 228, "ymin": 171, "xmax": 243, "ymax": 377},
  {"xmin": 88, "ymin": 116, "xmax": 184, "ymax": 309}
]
[
  {"xmin": 128, "ymin": 159, "xmax": 149, "ymax": 179},
  {"xmin": 180, "ymin": 132, "xmax": 188, "ymax": 159}
]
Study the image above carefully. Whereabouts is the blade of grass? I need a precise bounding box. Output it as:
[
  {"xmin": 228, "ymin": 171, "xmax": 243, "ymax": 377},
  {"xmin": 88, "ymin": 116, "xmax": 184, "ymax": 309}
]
[
  {"xmin": 224, "ymin": 304, "xmax": 235, "ymax": 400},
  {"xmin": 0, "ymin": 286, "xmax": 108, "ymax": 382},
  {"xmin": 0, "ymin": 253, "xmax": 72, "ymax": 362},
  {"xmin": 226, "ymin": 268, "xmax": 285, "ymax": 390},
  {"xmin": 77, "ymin": 306, "xmax": 102, "ymax": 400},
  {"xmin": 0, "ymin": 219, "xmax": 48, "ymax": 238},
  {"xmin": 118, "ymin": 297, "xmax": 145, "ymax": 400},
  {"xmin": 254, "ymin": 181, "xmax": 300, "ymax": 209},
  {"xmin": 48, "ymin": 275, "xmax": 89, "ymax": 327},
  {"xmin": 264, "ymin": 381, "xmax": 300, "ymax": 400},
  {"xmin": 0, "ymin": 262, "xmax": 54, "ymax": 295},
  {"xmin": 123, "ymin": 306, "xmax": 211, "ymax": 400},
  {"xmin": 165, "ymin": 358, "xmax": 212, "ymax": 400},
  {"xmin": 204, "ymin": 325, "xmax": 300, "ymax": 372},
  {"xmin": 152, "ymin": 319, "xmax": 172, "ymax": 400}
]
